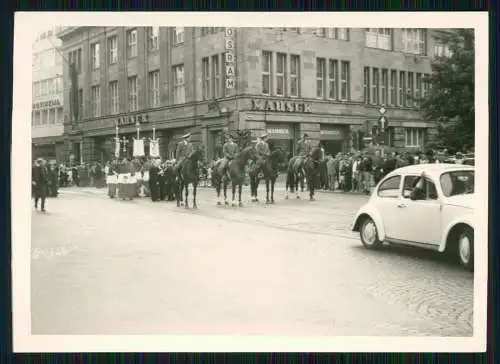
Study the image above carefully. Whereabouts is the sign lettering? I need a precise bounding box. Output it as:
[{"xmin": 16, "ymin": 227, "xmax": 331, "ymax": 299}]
[
  {"xmin": 251, "ymin": 99, "xmax": 312, "ymax": 114},
  {"xmin": 116, "ymin": 113, "xmax": 149, "ymax": 127},
  {"xmin": 32, "ymin": 99, "xmax": 61, "ymax": 110},
  {"xmin": 320, "ymin": 129, "xmax": 341, "ymax": 136},
  {"xmin": 267, "ymin": 128, "xmax": 289, "ymax": 135},
  {"xmin": 225, "ymin": 27, "xmax": 235, "ymax": 90}
]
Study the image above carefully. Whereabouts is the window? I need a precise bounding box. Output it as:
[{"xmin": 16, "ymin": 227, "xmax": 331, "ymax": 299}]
[
  {"xmin": 328, "ymin": 59, "xmax": 338, "ymax": 100},
  {"xmin": 40, "ymin": 110, "xmax": 47, "ymax": 125},
  {"xmin": 128, "ymin": 76, "xmax": 138, "ymax": 112},
  {"xmin": 372, "ymin": 68, "xmax": 380, "ymax": 104},
  {"xmin": 433, "ymin": 44, "xmax": 453, "ymax": 58},
  {"xmin": 399, "ymin": 71, "xmax": 406, "ymax": 107},
  {"xmin": 173, "ymin": 27, "xmax": 184, "ymax": 45},
  {"xmin": 403, "ymin": 176, "xmax": 438, "ymax": 200},
  {"xmin": 423, "ymin": 74, "xmax": 430, "ymax": 98},
  {"xmin": 108, "ymin": 36, "xmax": 118, "ymax": 64},
  {"xmin": 212, "ymin": 55, "xmax": 221, "ymax": 98},
  {"xmin": 316, "ymin": 58, "xmax": 326, "ymax": 98},
  {"xmin": 402, "ymin": 28, "xmax": 427, "ymax": 55},
  {"xmin": 173, "ymin": 65, "xmax": 185, "ymax": 104},
  {"xmin": 276, "ymin": 53, "xmax": 286, "ymax": 96},
  {"xmin": 127, "ymin": 29, "xmax": 138, "ymax": 58},
  {"xmin": 415, "ymin": 73, "xmax": 422, "ymax": 108},
  {"xmin": 109, "ymin": 81, "xmax": 119, "ymax": 114},
  {"xmin": 405, "ymin": 128, "xmax": 425, "ymax": 147},
  {"xmin": 33, "ymin": 112, "xmax": 40, "ymax": 126},
  {"xmin": 363, "ymin": 67, "xmax": 370, "ymax": 104},
  {"xmin": 340, "ymin": 61, "xmax": 350, "ymax": 101},
  {"xmin": 381, "ymin": 69, "xmax": 388, "ymax": 105},
  {"xmin": 377, "ymin": 175, "xmax": 401, "ymax": 198},
  {"xmin": 148, "ymin": 71, "xmax": 160, "ymax": 108},
  {"xmin": 326, "ymin": 28, "xmax": 337, "ymax": 39},
  {"xmin": 48, "ymin": 109, "xmax": 56, "ymax": 124},
  {"xmin": 313, "ymin": 28, "xmax": 326, "ymax": 37},
  {"xmin": 68, "ymin": 48, "xmax": 82, "ymax": 73},
  {"xmin": 338, "ymin": 28, "xmax": 349, "ymax": 40},
  {"xmin": 54, "ymin": 77, "xmax": 62, "ymax": 93},
  {"xmin": 91, "ymin": 85, "xmax": 101, "ymax": 118},
  {"xmin": 78, "ymin": 89, "xmax": 83, "ymax": 119},
  {"xmin": 365, "ymin": 28, "xmax": 392, "ymax": 50},
  {"xmin": 90, "ymin": 42, "xmax": 100, "ymax": 69},
  {"xmin": 407, "ymin": 72, "xmax": 414, "ymax": 107},
  {"xmin": 147, "ymin": 26, "xmax": 160, "ymax": 51},
  {"xmin": 290, "ymin": 54, "xmax": 300, "ymax": 97},
  {"xmin": 440, "ymin": 171, "xmax": 474, "ymax": 197},
  {"xmin": 261, "ymin": 51, "xmax": 271, "ymax": 95},
  {"xmin": 389, "ymin": 70, "xmax": 397, "ymax": 106},
  {"xmin": 202, "ymin": 27, "xmax": 224, "ymax": 36},
  {"xmin": 202, "ymin": 57, "xmax": 211, "ymax": 100}
]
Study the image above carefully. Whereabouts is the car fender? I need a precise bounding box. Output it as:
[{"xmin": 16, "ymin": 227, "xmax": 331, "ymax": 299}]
[
  {"xmin": 439, "ymin": 216, "xmax": 475, "ymax": 252},
  {"xmin": 351, "ymin": 204, "xmax": 386, "ymax": 241}
]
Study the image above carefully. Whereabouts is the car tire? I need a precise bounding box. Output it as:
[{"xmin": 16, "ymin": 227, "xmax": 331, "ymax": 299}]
[
  {"xmin": 359, "ymin": 216, "xmax": 383, "ymax": 250},
  {"xmin": 457, "ymin": 227, "xmax": 474, "ymax": 271}
]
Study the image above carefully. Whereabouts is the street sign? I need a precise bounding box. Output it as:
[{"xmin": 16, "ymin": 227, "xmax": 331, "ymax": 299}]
[
  {"xmin": 378, "ymin": 115, "xmax": 388, "ymax": 133},
  {"xmin": 376, "ymin": 132, "xmax": 388, "ymax": 145}
]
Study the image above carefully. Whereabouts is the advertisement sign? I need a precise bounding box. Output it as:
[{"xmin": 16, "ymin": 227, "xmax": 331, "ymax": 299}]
[
  {"xmin": 251, "ymin": 99, "xmax": 312, "ymax": 113},
  {"xmin": 32, "ymin": 98, "xmax": 61, "ymax": 110},
  {"xmin": 266, "ymin": 124, "xmax": 294, "ymax": 140},
  {"xmin": 320, "ymin": 126, "xmax": 344, "ymax": 140},
  {"xmin": 225, "ymin": 28, "xmax": 235, "ymax": 89}
]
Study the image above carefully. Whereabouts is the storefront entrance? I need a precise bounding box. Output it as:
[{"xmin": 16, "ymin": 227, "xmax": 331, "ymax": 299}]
[
  {"xmin": 266, "ymin": 123, "xmax": 295, "ymax": 168},
  {"xmin": 320, "ymin": 124, "xmax": 348, "ymax": 156}
]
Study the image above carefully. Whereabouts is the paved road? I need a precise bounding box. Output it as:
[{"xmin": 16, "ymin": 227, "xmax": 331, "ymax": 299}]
[{"xmin": 31, "ymin": 186, "xmax": 473, "ymax": 336}]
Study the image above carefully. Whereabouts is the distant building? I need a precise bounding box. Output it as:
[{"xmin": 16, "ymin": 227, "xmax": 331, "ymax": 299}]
[
  {"xmin": 57, "ymin": 27, "xmax": 444, "ymax": 163},
  {"xmin": 31, "ymin": 26, "xmax": 66, "ymax": 163}
]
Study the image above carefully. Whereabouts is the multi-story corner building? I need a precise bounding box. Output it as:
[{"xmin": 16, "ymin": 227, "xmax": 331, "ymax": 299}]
[
  {"xmin": 31, "ymin": 26, "xmax": 68, "ymax": 163},
  {"xmin": 57, "ymin": 27, "xmax": 448, "ymax": 163}
]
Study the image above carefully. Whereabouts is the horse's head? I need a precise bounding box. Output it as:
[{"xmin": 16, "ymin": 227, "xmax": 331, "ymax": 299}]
[
  {"xmin": 239, "ymin": 145, "xmax": 256, "ymax": 161},
  {"xmin": 311, "ymin": 146, "xmax": 323, "ymax": 161},
  {"xmin": 190, "ymin": 145, "xmax": 205, "ymax": 163}
]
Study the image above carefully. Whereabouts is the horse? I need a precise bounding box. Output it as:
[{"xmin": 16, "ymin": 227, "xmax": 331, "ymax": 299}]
[
  {"xmin": 212, "ymin": 145, "xmax": 255, "ymax": 207},
  {"xmin": 176, "ymin": 147, "xmax": 204, "ymax": 209},
  {"xmin": 286, "ymin": 147, "xmax": 323, "ymax": 201},
  {"xmin": 161, "ymin": 163, "xmax": 177, "ymax": 201},
  {"xmin": 248, "ymin": 149, "xmax": 283, "ymax": 204}
]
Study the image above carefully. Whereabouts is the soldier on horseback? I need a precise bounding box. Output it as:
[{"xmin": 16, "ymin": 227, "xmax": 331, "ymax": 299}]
[
  {"xmin": 174, "ymin": 133, "xmax": 194, "ymax": 178},
  {"xmin": 220, "ymin": 133, "xmax": 239, "ymax": 181},
  {"xmin": 255, "ymin": 133, "xmax": 271, "ymax": 179},
  {"xmin": 296, "ymin": 133, "xmax": 313, "ymax": 174}
]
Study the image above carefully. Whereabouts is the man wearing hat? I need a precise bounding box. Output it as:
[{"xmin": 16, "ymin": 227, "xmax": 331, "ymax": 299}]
[
  {"xmin": 32, "ymin": 158, "xmax": 49, "ymax": 212},
  {"xmin": 254, "ymin": 133, "xmax": 271, "ymax": 178},
  {"xmin": 174, "ymin": 133, "xmax": 194, "ymax": 176},
  {"xmin": 295, "ymin": 133, "xmax": 313, "ymax": 173},
  {"xmin": 221, "ymin": 133, "xmax": 240, "ymax": 181}
]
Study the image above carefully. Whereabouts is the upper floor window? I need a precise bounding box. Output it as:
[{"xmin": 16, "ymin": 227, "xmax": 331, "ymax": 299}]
[
  {"xmin": 68, "ymin": 48, "xmax": 82, "ymax": 73},
  {"xmin": 402, "ymin": 28, "xmax": 427, "ymax": 55},
  {"xmin": 127, "ymin": 29, "xmax": 138, "ymax": 58},
  {"xmin": 365, "ymin": 28, "xmax": 392, "ymax": 50},
  {"xmin": 108, "ymin": 36, "xmax": 118, "ymax": 64},
  {"xmin": 261, "ymin": 51, "xmax": 271, "ymax": 95},
  {"xmin": 201, "ymin": 27, "xmax": 224, "ymax": 36},
  {"xmin": 147, "ymin": 26, "xmax": 160, "ymax": 51},
  {"xmin": 128, "ymin": 76, "xmax": 138, "ymax": 112},
  {"xmin": 91, "ymin": 85, "xmax": 101, "ymax": 118},
  {"xmin": 316, "ymin": 57, "xmax": 326, "ymax": 98},
  {"xmin": 328, "ymin": 59, "xmax": 338, "ymax": 100},
  {"xmin": 148, "ymin": 70, "xmax": 161, "ymax": 108},
  {"xmin": 289, "ymin": 54, "xmax": 300, "ymax": 97},
  {"xmin": 433, "ymin": 44, "xmax": 453, "ymax": 58},
  {"xmin": 202, "ymin": 57, "xmax": 211, "ymax": 100},
  {"xmin": 173, "ymin": 27, "xmax": 184, "ymax": 45},
  {"xmin": 90, "ymin": 42, "xmax": 100, "ymax": 69},
  {"xmin": 276, "ymin": 53, "xmax": 286, "ymax": 96},
  {"xmin": 340, "ymin": 61, "xmax": 350, "ymax": 101},
  {"xmin": 405, "ymin": 127, "xmax": 425, "ymax": 147},
  {"xmin": 173, "ymin": 64, "xmax": 185, "ymax": 104},
  {"xmin": 109, "ymin": 81, "xmax": 119, "ymax": 114},
  {"xmin": 212, "ymin": 54, "xmax": 221, "ymax": 99}
]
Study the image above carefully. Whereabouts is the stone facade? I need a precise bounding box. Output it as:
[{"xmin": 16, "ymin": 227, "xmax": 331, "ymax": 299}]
[{"xmin": 58, "ymin": 27, "xmax": 438, "ymax": 163}]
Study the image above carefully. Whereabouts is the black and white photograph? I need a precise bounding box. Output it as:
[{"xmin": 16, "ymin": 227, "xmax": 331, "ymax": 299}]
[{"xmin": 12, "ymin": 12, "xmax": 488, "ymax": 352}]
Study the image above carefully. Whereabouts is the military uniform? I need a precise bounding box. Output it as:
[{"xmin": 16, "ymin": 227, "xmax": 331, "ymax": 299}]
[
  {"xmin": 174, "ymin": 134, "xmax": 194, "ymax": 175},
  {"xmin": 221, "ymin": 137, "xmax": 240, "ymax": 178},
  {"xmin": 295, "ymin": 135, "xmax": 313, "ymax": 172},
  {"xmin": 255, "ymin": 135, "xmax": 271, "ymax": 175}
]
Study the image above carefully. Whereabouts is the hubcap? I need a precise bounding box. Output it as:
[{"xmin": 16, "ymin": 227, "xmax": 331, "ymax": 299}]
[
  {"xmin": 459, "ymin": 235, "xmax": 471, "ymax": 264},
  {"xmin": 362, "ymin": 221, "xmax": 377, "ymax": 245}
]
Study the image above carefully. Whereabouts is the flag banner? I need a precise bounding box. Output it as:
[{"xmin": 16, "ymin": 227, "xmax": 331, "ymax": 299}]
[
  {"xmin": 114, "ymin": 138, "xmax": 120, "ymax": 158},
  {"xmin": 133, "ymin": 138, "xmax": 145, "ymax": 157},
  {"xmin": 150, "ymin": 138, "xmax": 160, "ymax": 157}
]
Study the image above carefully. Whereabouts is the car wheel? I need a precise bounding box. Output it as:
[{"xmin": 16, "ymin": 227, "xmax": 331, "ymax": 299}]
[
  {"xmin": 457, "ymin": 228, "xmax": 474, "ymax": 271},
  {"xmin": 360, "ymin": 217, "xmax": 383, "ymax": 250}
]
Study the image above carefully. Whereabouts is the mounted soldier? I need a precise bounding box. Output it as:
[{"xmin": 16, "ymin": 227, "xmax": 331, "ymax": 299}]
[
  {"xmin": 174, "ymin": 133, "xmax": 194, "ymax": 178},
  {"xmin": 254, "ymin": 133, "xmax": 271, "ymax": 179},
  {"xmin": 296, "ymin": 133, "xmax": 313, "ymax": 174},
  {"xmin": 220, "ymin": 133, "xmax": 240, "ymax": 181}
]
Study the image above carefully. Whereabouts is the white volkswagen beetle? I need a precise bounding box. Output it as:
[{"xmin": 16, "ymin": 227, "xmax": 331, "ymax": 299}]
[{"xmin": 351, "ymin": 164, "xmax": 475, "ymax": 271}]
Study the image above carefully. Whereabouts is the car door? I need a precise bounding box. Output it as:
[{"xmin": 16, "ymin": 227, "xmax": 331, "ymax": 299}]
[
  {"xmin": 391, "ymin": 175, "xmax": 442, "ymax": 246},
  {"xmin": 373, "ymin": 174, "xmax": 402, "ymax": 238}
]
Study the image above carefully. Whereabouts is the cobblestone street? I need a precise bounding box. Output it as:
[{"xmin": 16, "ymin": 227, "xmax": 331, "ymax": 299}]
[{"xmin": 31, "ymin": 186, "xmax": 474, "ymax": 336}]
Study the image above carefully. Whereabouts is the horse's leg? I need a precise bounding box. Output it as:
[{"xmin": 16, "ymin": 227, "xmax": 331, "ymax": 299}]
[
  {"xmin": 238, "ymin": 183, "xmax": 243, "ymax": 207},
  {"xmin": 223, "ymin": 179, "xmax": 229, "ymax": 206},
  {"xmin": 176, "ymin": 181, "xmax": 181, "ymax": 207},
  {"xmin": 295, "ymin": 173, "xmax": 301, "ymax": 199},
  {"xmin": 285, "ymin": 171, "xmax": 289, "ymax": 199},
  {"xmin": 232, "ymin": 180, "xmax": 237, "ymax": 207},
  {"xmin": 265, "ymin": 179, "xmax": 270, "ymax": 204},
  {"xmin": 193, "ymin": 183, "xmax": 198, "ymax": 209},
  {"xmin": 216, "ymin": 178, "xmax": 222, "ymax": 206},
  {"xmin": 184, "ymin": 183, "xmax": 189, "ymax": 208},
  {"xmin": 310, "ymin": 174, "xmax": 315, "ymax": 201},
  {"xmin": 271, "ymin": 178, "xmax": 276, "ymax": 204}
]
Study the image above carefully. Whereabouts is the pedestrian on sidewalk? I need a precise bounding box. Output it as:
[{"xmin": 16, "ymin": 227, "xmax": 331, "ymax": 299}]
[{"xmin": 32, "ymin": 158, "xmax": 49, "ymax": 212}]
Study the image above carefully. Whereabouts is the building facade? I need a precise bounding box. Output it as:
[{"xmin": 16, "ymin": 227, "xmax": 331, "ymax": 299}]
[
  {"xmin": 57, "ymin": 26, "xmax": 445, "ymax": 163},
  {"xmin": 32, "ymin": 26, "xmax": 68, "ymax": 163}
]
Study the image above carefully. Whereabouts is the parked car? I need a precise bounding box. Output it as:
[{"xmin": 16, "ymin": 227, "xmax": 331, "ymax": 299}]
[{"xmin": 351, "ymin": 164, "xmax": 475, "ymax": 271}]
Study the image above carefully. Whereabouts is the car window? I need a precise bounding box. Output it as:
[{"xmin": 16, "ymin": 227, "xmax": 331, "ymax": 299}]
[
  {"xmin": 377, "ymin": 175, "xmax": 401, "ymax": 198},
  {"xmin": 403, "ymin": 175, "xmax": 419, "ymax": 198},
  {"xmin": 426, "ymin": 179, "xmax": 438, "ymax": 200},
  {"xmin": 440, "ymin": 170, "xmax": 474, "ymax": 197}
]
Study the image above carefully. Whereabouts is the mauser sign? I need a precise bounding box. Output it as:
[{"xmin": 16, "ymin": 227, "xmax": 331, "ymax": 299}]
[
  {"xmin": 251, "ymin": 99, "xmax": 312, "ymax": 113},
  {"xmin": 116, "ymin": 113, "xmax": 150, "ymax": 127}
]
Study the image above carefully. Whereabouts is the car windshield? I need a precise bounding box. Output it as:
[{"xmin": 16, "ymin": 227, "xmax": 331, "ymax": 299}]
[{"xmin": 440, "ymin": 170, "xmax": 474, "ymax": 197}]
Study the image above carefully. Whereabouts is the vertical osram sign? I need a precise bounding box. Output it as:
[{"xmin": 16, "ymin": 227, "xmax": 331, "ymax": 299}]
[{"xmin": 225, "ymin": 28, "xmax": 235, "ymax": 90}]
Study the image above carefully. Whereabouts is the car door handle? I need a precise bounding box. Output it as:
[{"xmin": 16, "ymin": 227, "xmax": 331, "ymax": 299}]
[{"xmin": 397, "ymin": 203, "xmax": 407, "ymax": 208}]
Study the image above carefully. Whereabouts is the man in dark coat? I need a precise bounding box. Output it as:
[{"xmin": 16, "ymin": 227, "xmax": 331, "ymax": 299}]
[
  {"xmin": 148, "ymin": 158, "xmax": 162, "ymax": 202},
  {"xmin": 32, "ymin": 158, "xmax": 49, "ymax": 212}
]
